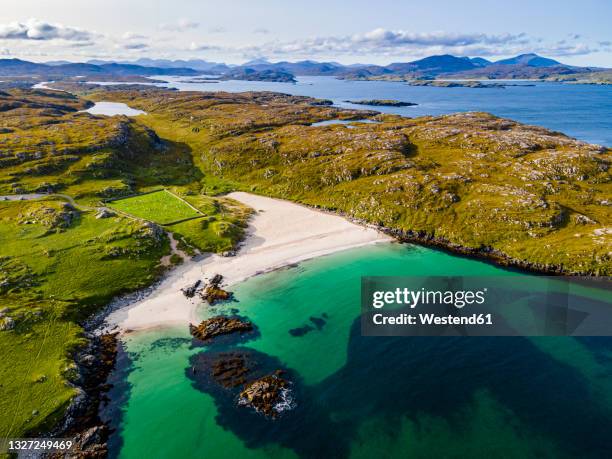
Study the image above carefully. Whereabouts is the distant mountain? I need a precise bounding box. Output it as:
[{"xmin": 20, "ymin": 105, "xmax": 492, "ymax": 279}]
[
  {"xmin": 0, "ymin": 58, "xmax": 199, "ymax": 78},
  {"xmin": 242, "ymin": 58, "xmax": 272, "ymax": 66},
  {"xmin": 237, "ymin": 60, "xmax": 347, "ymax": 76},
  {"xmin": 0, "ymin": 59, "xmax": 49, "ymax": 75},
  {"xmin": 406, "ymin": 54, "xmax": 478, "ymax": 72},
  {"xmin": 337, "ymin": 53, "xmax": 604, "ymax": 81},
  {"xmin": 88, "ymin": 58, "xmax": 231, "ymax": 73},
  {"xmin": 469, "ymin": 57, "xmax": 492, "ymax": 67},
  {"xmin": 0, "ymin": 53, "xmax": 605, "ymax": 84},
  {"xmin": 337, "ymin": 55, "xmax": 488, "ymax": 79},
  {"xmin": 95, "ymin": 63, "xmax": 197, "ymax": 76},
  {"xmin": 220, "ymin": 68, "xmax": 296, "ymax": 83},
  {"xmin": 495, "ymin": 53, "xmax": 562, "ymax": 67}
]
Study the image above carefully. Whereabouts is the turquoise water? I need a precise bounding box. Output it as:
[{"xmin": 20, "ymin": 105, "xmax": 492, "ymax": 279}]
[
  {"xmin": 105, "ymin": 244, "xmax": 612, "ymax": 458},
  {"xmin": 158, "ymin": 76, "xmax": 612, "ymax": 146}
]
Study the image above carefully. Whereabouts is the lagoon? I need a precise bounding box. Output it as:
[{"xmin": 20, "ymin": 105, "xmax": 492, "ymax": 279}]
[{"xmin": 83, "ymin": 101, "xmax": 146, "ymax": 116}]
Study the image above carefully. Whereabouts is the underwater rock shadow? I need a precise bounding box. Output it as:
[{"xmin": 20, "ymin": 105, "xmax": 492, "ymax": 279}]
[{"xmin": 186, "ymin": 347, "xmax": 352, "ymax": 459}]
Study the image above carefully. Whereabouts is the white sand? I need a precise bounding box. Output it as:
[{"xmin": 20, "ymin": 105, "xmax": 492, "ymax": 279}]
[{"xmin": 105, "ymin": 192, "xmax": 391, "ymax": 332}]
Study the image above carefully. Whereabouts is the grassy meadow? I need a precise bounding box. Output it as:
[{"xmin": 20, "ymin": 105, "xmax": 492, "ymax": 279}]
[{"xmin": 109, "ymin": 190, "xmax": 201, "ymax": 224}]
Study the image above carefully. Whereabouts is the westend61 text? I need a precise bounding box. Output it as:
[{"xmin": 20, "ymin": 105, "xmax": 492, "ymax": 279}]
[{"xmin": 372, "ymin": 312, "xmax": 493, "ymax": 326}]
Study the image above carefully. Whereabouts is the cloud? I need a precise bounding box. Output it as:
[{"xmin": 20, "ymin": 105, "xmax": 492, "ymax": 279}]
[
  {"xmin": 237, "ymin": 28, "xmax": 533, "ymax": 59},
  {"xmin": 69, "ymin": 41, "xmax": 95, "ymax": 48},
  {"xmin": 0, "ymin": 18, "xmax": 91, "ymax": 41},
  {"xmin": 358, "ymin": 29, "xmax": 528, "ymax": 47},
  {"xmin": 122, "ymin": 43, "xmax": 149, "ymax": 50},
  {"xmin": 188, "ymin": 42, "xmax": 221, "ymax": 52},
  {"xmin": 231, "ymin": 28, "xmax": 608, "ymax": 62},
  {"xmin": 209, "ymin": 26, "xmax": 226, "ymax": 34},
  {"xmin": 122, "ymin": 31, "xmax": 148, "ymax": 40},
  {"xmin": 159, "ymin": 19, "xmax": 200, "ymax": 32},
  {"xmin": 538, "ymin": 42, "xmax": 597, "ymax": 57}
]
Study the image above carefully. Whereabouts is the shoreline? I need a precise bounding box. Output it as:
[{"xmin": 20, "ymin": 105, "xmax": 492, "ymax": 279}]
[{"xmin": 103, "ymin": 191, "xmax": 392, "ymax": 333}]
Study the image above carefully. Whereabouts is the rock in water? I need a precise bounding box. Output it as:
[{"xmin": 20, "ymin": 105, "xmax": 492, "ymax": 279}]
[
  {"xmin": 200, "ymin": 285, "xmax": 232, "ymax": 304},
  {"xmin": 344, "ymin": 99, "xmax": 418, "ymax": 107},
  {"xmin": 189, "ymin": 316, "xmax": 253, "ymax": 342},
  {"xmin": 200, "ymin": 274, "xmax": 232, "ymax": 304},
  {"xmin": 238, "ymin": 372, "xmax": 292, "ymax": 418}
]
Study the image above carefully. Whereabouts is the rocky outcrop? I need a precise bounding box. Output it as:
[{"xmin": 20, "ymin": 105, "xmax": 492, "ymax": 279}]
[
  {"xmin": 181, "ymin": 279, "xmax": 202, "ymax": 298},
  {"xmin": 95, "ymin": 209, "xmax": 115, "ymax": 219},
  {"xmin": 188, "ymin": 349, "xmax": 296, "ymax": 419},
  {"xmin": 189, "ymin": 316, "xmax": 253, "ymax": 342},
  {"xmin": 406, "ymin": 80, "xmax": 534, "ymax": 88},
  {"xmin": 344, "ymin": 99, "xmax": 418, "ymax": 107},
  {"xmin": 48, "ymin": 333, "xmax": 119, "ymax": 458},
  {"xmin": 199, "ymin": 274, "xmax": 232, "ymax": 304},
  {"xmin": 238, "ymin": 372, "xmax": 292, "ymax": 418}
]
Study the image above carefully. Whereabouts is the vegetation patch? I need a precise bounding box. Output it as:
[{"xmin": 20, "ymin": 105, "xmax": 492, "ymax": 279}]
[{"xmin": 108, "ymin": 189, "xmax": 201, "ymax": 224}]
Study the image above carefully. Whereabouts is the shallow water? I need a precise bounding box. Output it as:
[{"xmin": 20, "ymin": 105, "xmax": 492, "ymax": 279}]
[
  {"xmin": 155, "ymin": 75, "xmax": 612, "ymax": 146},
  {"xmin": 106, "ymin": 244, "xmax": 612, "ymax": 458},
  {"xmin": 309, "ymin": 119, "xmax": 379, "ymax": 127},
  {"xmin": 83, "ymin": 101, "xmax": 146, "ymax": 116}
]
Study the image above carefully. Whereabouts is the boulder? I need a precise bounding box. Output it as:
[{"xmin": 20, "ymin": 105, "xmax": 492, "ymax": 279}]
[
  {"xmin": 189, "ymin": 316, "xmax": 253, "ymax": 342},
  {"xmin": 0, "ymin": 316, "xmax": 15, "ymax": 331},
  {"xmin": 95, "ymin": 209, "xmax": 115, "ymax": 219},
  {"xmin": 181, "ymin": 279, "xmax": 202, "ymax": 298},
  {"xmin": 238, "ymin": 372, "xmax": 291, "ymax": 418}
]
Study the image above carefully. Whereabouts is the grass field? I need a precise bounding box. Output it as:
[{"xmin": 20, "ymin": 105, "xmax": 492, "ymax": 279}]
[
  {"xmin": 0, "ymin": 197, "xmax": 169, "ymax": 438},
  {"xmin": 109, "ymin": 190, "xmax": 201, "ymax": 224}
]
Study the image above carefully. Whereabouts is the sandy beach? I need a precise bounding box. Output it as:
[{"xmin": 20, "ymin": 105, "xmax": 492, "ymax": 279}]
[{"xmin": 105, "ymin": 192, "xmax": 391, "ymax": 332}]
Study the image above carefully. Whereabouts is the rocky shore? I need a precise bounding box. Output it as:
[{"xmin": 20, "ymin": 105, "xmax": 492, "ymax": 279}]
[
  {"xmin": 406, "ymin": 80, "xmax": 535, "ymax": 88},
  {"xmin": 47, "ymin": 333, "xmax": 119, "ymax": 458},
  {"xmin": 381, "ymin": 226, "xmax": 580, "ymax": 275}
]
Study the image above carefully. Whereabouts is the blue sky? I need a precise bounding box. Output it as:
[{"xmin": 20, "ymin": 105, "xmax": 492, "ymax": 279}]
[{"xmin": 0, "ymin": 0, "xmax": 610, "ymax": 65}]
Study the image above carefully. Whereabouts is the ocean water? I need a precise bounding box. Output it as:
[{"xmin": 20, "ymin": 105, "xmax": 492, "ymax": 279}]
[
  {"xmin": 156, "ymin": 76, "xmax": 612, "ymax": 146},
  {"xmin": 105, "ymin": 244, "xmax": 612, "ymax": 459}
]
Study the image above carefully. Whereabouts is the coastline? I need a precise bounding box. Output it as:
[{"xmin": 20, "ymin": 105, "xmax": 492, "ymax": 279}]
[{"xmin": 103, "ymin": 191, "xmax": 391, "ymax": 333}]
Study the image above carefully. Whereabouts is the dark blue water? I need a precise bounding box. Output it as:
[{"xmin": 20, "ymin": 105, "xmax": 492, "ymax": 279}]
[{"xmin": 159, "ymin": 76, "xmax": 612, "ymax": 146}]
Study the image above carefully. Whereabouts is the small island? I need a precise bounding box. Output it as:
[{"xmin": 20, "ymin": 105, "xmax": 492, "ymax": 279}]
[
  {"xmin": 344, "ymin": 99, "xmax": 418, "ymax": 107},
  {"xmin": 221, "ymin": 68, "xmax": 297, "ymax": 83},
  {"xmin": 407, "ymin": 80, "xmax": 534, "ymax": 89}
]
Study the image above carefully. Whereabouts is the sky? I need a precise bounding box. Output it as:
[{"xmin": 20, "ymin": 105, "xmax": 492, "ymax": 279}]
[{"xmin": 0, "ymin": 0, "xmax": 610, "ymax": 66}]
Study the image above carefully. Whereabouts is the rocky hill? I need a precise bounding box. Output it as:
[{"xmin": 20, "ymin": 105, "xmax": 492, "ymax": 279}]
[{"xmin": 101, "ymin": 88, "xmax": 611, "ymax": 275}]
